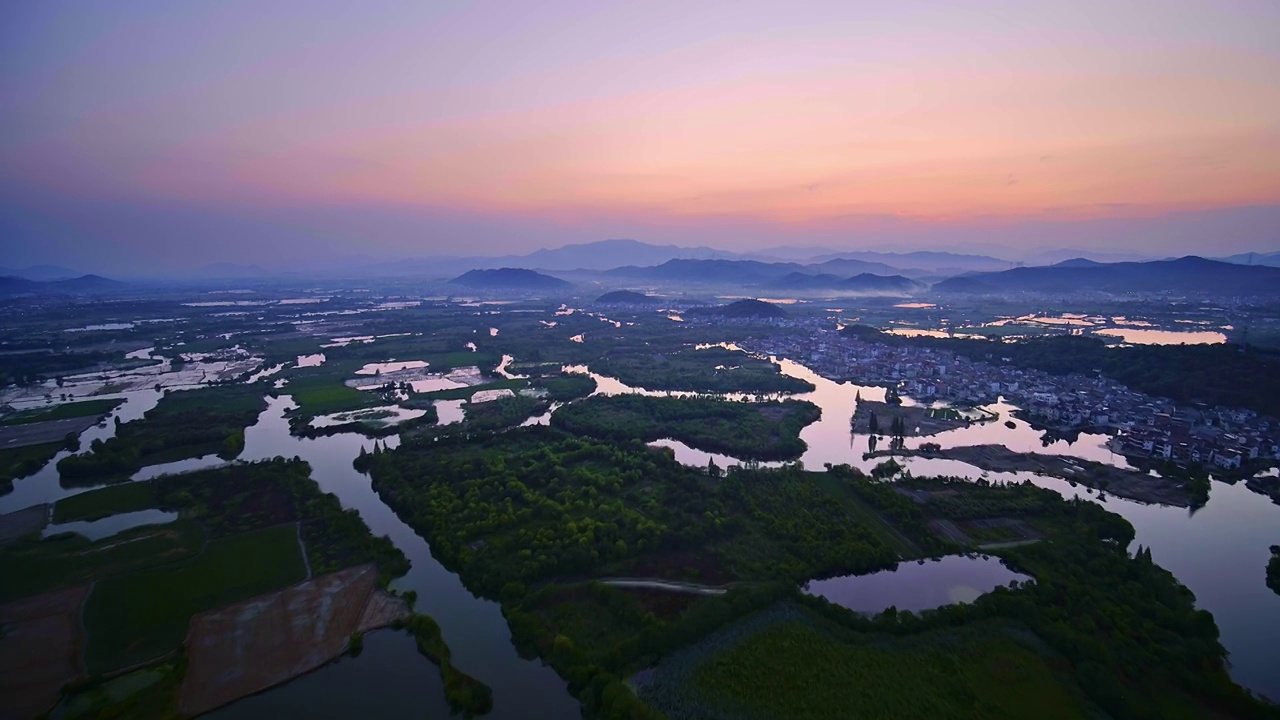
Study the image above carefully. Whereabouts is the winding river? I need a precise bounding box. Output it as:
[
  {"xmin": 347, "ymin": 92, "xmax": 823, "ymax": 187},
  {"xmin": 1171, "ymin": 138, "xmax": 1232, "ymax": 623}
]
[{"xmin": 3, "ymin": 346, "xmax": 1278, "ymax": 706}]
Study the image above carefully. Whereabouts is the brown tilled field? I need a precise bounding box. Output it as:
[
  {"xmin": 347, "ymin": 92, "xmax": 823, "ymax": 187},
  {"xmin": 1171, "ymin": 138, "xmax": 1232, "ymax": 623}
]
[
  {"xmin": 177, "ymin": 564, "xmax": 408, "ymax": 717},
  {"xmin": 0, "ymin": 584, "xmax": 90, "ymax": 720}
]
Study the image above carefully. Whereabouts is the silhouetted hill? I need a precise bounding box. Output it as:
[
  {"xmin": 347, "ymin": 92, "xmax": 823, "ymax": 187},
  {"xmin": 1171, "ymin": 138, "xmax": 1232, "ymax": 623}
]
[
  {"xmin": 687, "ymin": 298, "xmax": 788, "ymax": 319},
  {"xmin": 0, "ymin": 273, "xmax": 124, "ymax": 295},
  {"xmin": 932, "ymin": 256, "xmax": 1280, "ymax": 295},
  {"xmin": 1217, "ymin": 251, "xmax": 1280, "ymax": 268},
  {"xmin": 605, "ymin": 259, "xmax": 803, "ymax": 284},
  {"xmin": 517, "ymin": 239, "xmax": 736, "ymax": 270},
  {"xmin": 839, "ymin": 273, "xmax": 923, "ymax": 294},
  {"xmin": 803, "ymin": 257, "xmax": 905, "ymax": 277},
  {"xmin": 767, "ymin": 272, "xmax": 923, "ymax": 294},
  {"xmin": 0, "ymin": 264, "xmax": 79, "ymax": 281},
  {"xmin": 806, "ymin": 250, "xmax": 1009, "ymax": 273},
  {"xmin": 1052, "ymin": 258, "xmax": 1105, "ymax": 268},
  {"xmin": 595, "ymin": 290, "xmax": 657, "ymax": 304},
  {"xmin": 449, "ymin": 268, "xmax": 572, "ymax": 290}
]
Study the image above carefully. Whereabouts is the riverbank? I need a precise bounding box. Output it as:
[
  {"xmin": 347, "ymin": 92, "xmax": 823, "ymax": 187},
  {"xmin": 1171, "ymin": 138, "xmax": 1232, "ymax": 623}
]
[{"xmin": 866, "ymin": 444, "xmax": 1194, "ymax": 507}]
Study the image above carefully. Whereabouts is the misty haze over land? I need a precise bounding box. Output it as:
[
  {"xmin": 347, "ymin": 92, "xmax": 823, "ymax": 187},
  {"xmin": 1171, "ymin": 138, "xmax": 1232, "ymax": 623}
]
[{"xmin": 4, "ymin": 3, "xmax": 1280, "ymax": 719}]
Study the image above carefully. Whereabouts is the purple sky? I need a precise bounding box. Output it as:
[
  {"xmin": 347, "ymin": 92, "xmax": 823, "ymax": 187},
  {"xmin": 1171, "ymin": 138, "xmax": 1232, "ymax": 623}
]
[{"xmin": 2, "ymin": 1, "xmax": 1278, "ymax": 272}]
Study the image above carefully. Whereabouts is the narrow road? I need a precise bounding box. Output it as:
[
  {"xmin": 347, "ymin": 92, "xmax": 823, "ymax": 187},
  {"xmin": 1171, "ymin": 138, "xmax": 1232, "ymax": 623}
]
[{"xmin": 597, "ymin": 578, "xmax": 731, "ymax": 595}]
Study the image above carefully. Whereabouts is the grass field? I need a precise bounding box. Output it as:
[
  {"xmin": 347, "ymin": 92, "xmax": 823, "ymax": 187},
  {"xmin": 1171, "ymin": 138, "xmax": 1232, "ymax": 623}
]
[
  {"xmin": 85, "ymin": 522, "xmax": 307, "ymax": 673},
  {"xmin": 0, "ymin": 398, "xmax": 122, "ymax": 426},
  {"xmin": 0, "ymin": 520, "xmax": 205, "ymax": 604},
  {"xmin": 809, "ymin": 472, "xmax": 922, "ymax": 559},
  {"xmin": 286, "ymin": 374, "xmax": 384, "ymax": 418},
  {"xmin": 0, "ymin": 441, "xmax": 64, "ymax": 485},
  {"xmin": 640, "ymin": 605, "xmax": 1090, "ymax": 720},
  {"xmin": 53, "ymin": 482, "xmax": 159, "ymax": 523},
  {"xmin": 695, "ymin": 623, "xmax": 1085, "ymax": 720}
]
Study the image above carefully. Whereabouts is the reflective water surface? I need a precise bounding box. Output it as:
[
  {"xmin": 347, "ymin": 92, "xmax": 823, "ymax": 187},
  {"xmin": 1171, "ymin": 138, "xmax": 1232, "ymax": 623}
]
[{"xmin": 803, "ymin": 555, "xmax": 1031, "ymax": 614}]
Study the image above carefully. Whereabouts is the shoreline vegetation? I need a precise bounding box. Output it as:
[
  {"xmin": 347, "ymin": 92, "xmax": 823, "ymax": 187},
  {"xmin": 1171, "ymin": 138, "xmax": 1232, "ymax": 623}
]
[{"xmin": 551, "ymin": 394, "xmax": 821, "ymax": 461}]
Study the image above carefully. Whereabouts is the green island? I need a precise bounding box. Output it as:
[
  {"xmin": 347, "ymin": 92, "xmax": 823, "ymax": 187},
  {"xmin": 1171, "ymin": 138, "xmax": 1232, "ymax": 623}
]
[
  {"xmin": 55, "ymin": 384, "xmax": 268, "ymax": 482},
  {"xmin": 0, "ymin": 398, "xmax": 123, "ymax": 494},
  {"xmin": 550, "ymin": 394, "xmax": 821, "ymax": 461}
]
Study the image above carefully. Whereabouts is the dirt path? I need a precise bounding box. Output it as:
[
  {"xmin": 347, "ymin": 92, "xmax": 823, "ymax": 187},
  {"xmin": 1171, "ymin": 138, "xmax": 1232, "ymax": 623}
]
[
  {"xmin": 598, "ymin": 578, "xmax": 732, "ymax": 595},
  {"xmin": 178, "ymin": 564, "xmax": 408, "ymax": 717},
  {"xmin": 0, "ymin": 584, "xmax": 90, "ymax": 720},
  {"xmin": 0, "ymin": 504, "xmax": 49, "ymax": 546}
]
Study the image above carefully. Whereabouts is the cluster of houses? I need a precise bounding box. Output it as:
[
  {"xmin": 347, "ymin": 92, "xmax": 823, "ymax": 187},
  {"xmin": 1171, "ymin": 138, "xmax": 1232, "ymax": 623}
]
[{"xmin": 741, "ymin": 326, "xmax": 1278, "ymax": 473}]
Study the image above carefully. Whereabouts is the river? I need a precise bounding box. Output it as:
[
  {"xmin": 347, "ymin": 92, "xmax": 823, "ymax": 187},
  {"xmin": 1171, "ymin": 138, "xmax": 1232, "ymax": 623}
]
[{"xmin": 3, "ymin": 347, "xmax": 1278, "ymax": 705}]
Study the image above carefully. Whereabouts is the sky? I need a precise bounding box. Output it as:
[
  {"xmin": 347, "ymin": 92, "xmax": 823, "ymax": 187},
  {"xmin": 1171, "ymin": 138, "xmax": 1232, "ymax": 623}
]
[{"xmin": 2, "ymin": 0, "xmax": 1279, "ymax": 272}]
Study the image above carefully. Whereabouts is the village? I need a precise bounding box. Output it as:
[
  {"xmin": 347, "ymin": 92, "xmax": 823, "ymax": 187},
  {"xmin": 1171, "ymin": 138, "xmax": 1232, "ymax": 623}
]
[{"xmin": 736, "ymin": 324, "xmax": 1280, "ymax": 476}]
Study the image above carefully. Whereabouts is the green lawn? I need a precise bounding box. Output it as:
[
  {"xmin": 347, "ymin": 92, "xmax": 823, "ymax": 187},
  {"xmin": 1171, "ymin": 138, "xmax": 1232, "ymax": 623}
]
[
  {"xmin": 0, "ymin": 520, "xmax": 205, "ymax": 604},
  {"xmin": 809, "ymin": 472, "xmax": 922, "ymax": 559},
  {"xmin": 53, "ymin": 482, "xmax": 159, "ymax": 523},
  {"xmin": 287, "ymin": 375, "xmax": 383, "ymax": 417},
  {"xmin": 84, "ymin": 522, "xmax": 307, "ymax": 673},
  {"xmin": 0, "ymin": 398, "xmax": 122, "ymax": 426},
  {"xmin": 684, "ymin": 616, "xmax": 1090, "ymax": 720}
]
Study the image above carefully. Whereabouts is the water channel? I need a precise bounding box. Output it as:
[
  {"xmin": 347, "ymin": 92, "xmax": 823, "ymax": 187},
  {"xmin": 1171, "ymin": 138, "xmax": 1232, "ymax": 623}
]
[{"xmin": 2, "ymin": 345, "xmax": 1278, "ymax": 705}]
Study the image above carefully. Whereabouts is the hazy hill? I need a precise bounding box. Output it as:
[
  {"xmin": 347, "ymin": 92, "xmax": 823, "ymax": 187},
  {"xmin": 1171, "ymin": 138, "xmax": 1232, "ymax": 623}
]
[
  {"xmin": 1217, "ymin": 251, "xmax": 1280, "ymax": 268},
  {"xmin": 807, "ymin": 251, "xmax": 1008, "ymax": 274},
  {"xmin": 932, "ymin": 256, "xmax": 1280, "ymax": 295},
  {"xmin": 0, "ymin": 264, "xmax": 80, "ymax": 281},
  {"xmin": 687, "ymin": 298, "xmax": 788, "ymax": 319},
  {"xmin": 0, "ymin": 273, "xmax": 124, "ymax": 295},
  {"xmin": 840, "ymin": 273, "xmax": 924, "ymax": 294},
  {"xmin": 802, "ymin": 257, "xmax": 906, "ymax": 277},
  {"xmin": 605, "ymin": 258, "xmax": 805, "ymax": 284},
  {"xmin": 596, "ymin": 290, "xmax": 658, "ymax": 304},
  {"xmin": 449, "ymin": 268, "xmax": 572, "ymax": 290},
  {"xmin": 516, "ymin": 239, "xmax": 736, "ymax": 270}
]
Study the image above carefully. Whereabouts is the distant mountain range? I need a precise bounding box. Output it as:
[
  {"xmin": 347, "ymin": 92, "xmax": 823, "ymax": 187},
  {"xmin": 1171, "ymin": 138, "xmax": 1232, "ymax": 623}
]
[
  {"xmin": 1216, "ymin": 251, "xmax": 1280, "ymax": 268},
  {"xmin": 932, "ymin": 256, "xmax": 1280, "ymax": 295},
  {"xmin": 0, "ymin": 274, "xmax": 124, "ymax": 295},
  {"xmin": 768, "ymin": 272, "xmax": 923, "ymax": 294},
  {"xmin": 448, "ymin": 268, "xmax": 572, "ymax": 290},
  {"xmin": 0, "ymin": 264, "xmax": 81, "ymax": 281},
  {"xmin": 603, "ymin": 257, "xmax": 910, "ymax": 284},
  {"xmin": 27, "ymin": 239, "xmax": 1277, "ymax": 282}
]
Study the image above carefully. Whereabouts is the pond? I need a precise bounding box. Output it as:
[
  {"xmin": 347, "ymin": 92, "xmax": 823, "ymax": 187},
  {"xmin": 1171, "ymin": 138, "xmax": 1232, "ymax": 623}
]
[
  {"xmin": 574, "ymin": 351, "xmax": 1280, "ymax": 701},
  {"xmin": 803, "ymin": 555, "xmax": 1030, "ymax": 614},
  {"xmin": 1094, "ymin": 328, "xmax": 1226, "ymax": 345},
  {"xmin": 43, "ymin": 509, "xmax": 179, "ymax": 542},
  {"xmin": 205, "ymin": 630, "xmax": 452, "ymax": 719},
  {"xmin": 355, "ymin": 361, "xmax": 429, "ymax": 375}
]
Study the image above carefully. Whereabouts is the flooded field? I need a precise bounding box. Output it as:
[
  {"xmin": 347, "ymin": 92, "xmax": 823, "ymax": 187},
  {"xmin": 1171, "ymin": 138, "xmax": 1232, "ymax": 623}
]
[{"xmin": 2, "ymin": 333, "xmax": 1277, "ymax": 705}]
